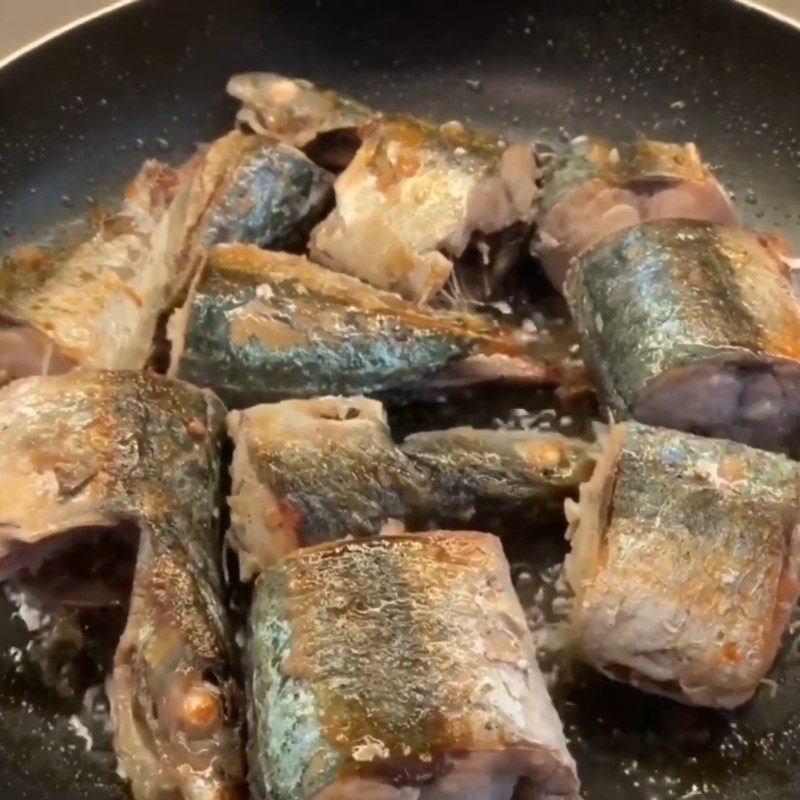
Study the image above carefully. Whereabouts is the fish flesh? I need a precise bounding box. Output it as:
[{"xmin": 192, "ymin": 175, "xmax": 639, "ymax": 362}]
[
  {"xmin": 249, "ymin": 531, "xmax": 579, "ymax": 800},
  {"xmin": 169, "ymin": 244, "xmax": 559, "ymax": 409},
  {"xmin": 227, "ymin": 395, "xmax": 593, "ymax": 576},
  {"xmin": 538, "ymin": 137, "xmax": 738, "ymax": 291},
  {"xmin": 157, "ymin": 130, "xmax": 333, "ymax": 304},
  {"xmin": 94, "ymin": 374, "xmax": 244, "ymax": 800},
  {"xmin": 0, "ymin": 369, "xmax": 244, "ymax": 799},
  {"xmin": 227, "ymin": 397, "xmax": 430, "ymax": 579},
  {"xmin": 226, "ymin": 72, "xmax": 373, "ymax": 171},
  {"xmin": 565, "ymin": 422, "xmax": 800, "ymax": 709},
  {"xmin": 310, "ymin": 115, "xmax": 538, "ymax": 303},
  {"xmin": 0, "ymin": 370, "xmax": 219, "ymax": 607},
  {"xmin": 0, "ymin": 160, "xmax": 182, "ymax": 381},
  {"xmin": 112, "ymin": 531, "xmax": 245, "ymax": 800},
  {"xmin": 400, "ymin": 426, "xmax": 595, "ymax": 526},
  {"xmin": 566, "ymin": 219, "xmax": 800, "ymax": 457}
]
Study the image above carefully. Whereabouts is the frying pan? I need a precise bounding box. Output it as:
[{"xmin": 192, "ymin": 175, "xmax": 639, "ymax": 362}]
[{"xmin": 1, "ymin": 0, "xmax": 800, "ymax": 797}]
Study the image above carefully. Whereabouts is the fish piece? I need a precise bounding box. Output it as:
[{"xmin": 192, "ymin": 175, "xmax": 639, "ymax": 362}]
[
  {"xmin": 110, "ymin": 400, "xmax": 246, "ymax": 800},
  {"xmin": 566, "ymin": 219, "xmax": 800, "ymax": 457},
  {"xmin": 538, "ymin": 137, "xmax": 738, "ymax": 291},
  {"xmin": 0, "ymin": 370, "xmax": 219, "ymax": 607},
  {"xmin": 227, "ymin": 397, "xmax": 430, "ymax": 578},
  {"xmin": 310, "ymin": 115, "xmax": 538, "ymax": 302},
  {"xmin": 227, "ymin": 396, "xmax": 593, "ymax": 577},
  {"xmin": 565, "ymin": 422, "xmax": 800, "ymax": 709},
  {"xmin": 112, "ymin": 529, "xmax": 245, "ymax": 800},
  {"xmin": 226, "ymin": 72, "xmax": 373, "ymax": 171},
  {"xmin": 400, "ymin": 427, "xmax": 596, "ymax": 525},
  {"xmin": 157, "ymin": 130, "xmax": 333, "ymax": 303},
  {"xmin": 0, "ymin": 369, "xmax": 244, "ymax": 799},
  {"xmin": 168, "ymin": 244, "xmax": 558, "ymax": 409},
  {"xmin": 249, "ymin": 532, "xmax": 579, "ymax": 800},
  {"xmin": 0, "ymin": 160, "xmax": 182, "ymax": 380}
]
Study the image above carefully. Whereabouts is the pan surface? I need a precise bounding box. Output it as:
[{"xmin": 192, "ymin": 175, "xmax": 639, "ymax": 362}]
[{"xmin": 1, "ymin": 0, "xmax": 800, "ymax": 798}]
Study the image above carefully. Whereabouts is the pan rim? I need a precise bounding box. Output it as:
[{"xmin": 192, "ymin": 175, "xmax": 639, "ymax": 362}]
[
  {"xmin": 1, "ymin": 0, "xmax": 799, "ymax": 74},
  {"xmin": 0, "ymin": 0, "xmax": 141, "ymax": 71},
  {"xmin": 738, "ymin": 0, "xmax": 800, "ymax": 30}
]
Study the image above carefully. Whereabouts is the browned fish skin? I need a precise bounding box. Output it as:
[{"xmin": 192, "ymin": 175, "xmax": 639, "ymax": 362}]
[
  {"xmin": 311, "ymin": 115, "xmax": 538, "ymax": 303},
  {"xmin": 566, "ymin": 219, "xmax": 800, "ymax": 457},
  {"xmin": 401, "ymin": 426, "xmax": 596, "ymax": 526},
  {"xmin": 0, "ymin": 370, "xmax": 244, "ymax": 799},
  {"xmin": 227, "ymin": 396, "xmax": 595, "ymax": 576},
  {"xmin": 0, "ymin": 160, "xmax": 181, "ymax": 381},
  {"xmin": 249, "ymin": 532, "xmax": 579, "ymax": 800},
  {"xmin": 0, "ymin": 370, "xmax": 220, "ymax": 600},
  {"xmin": 227, "ymin": 397, "xmax": 430, "ymax": 578},
  {"xmin": 538, "ymin": 137, "xmax": 737, "ymax": 291},
  {"xmin": 565, "ymin": 422, "xmax": 800, "ymax": 709},
  {"xmin": 112, "ymin": 531, "xmax": 245, "ymax": 800},
  {"xmin": 157, "ymin": 130, "xmax": 333, "ymax": 305},
  {"xmin": 169, "ymin": 244, "xmax": 558, "ymax": 409}
]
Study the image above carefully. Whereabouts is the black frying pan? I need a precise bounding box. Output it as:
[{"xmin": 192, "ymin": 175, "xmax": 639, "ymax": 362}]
[{"xmin": 1, "ymin": 0, "xmax": 800, "ymax": 798}]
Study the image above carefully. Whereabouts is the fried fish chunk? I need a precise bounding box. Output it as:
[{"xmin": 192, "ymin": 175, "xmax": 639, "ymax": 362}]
[
  {"xmin": 537, "ymin": 137, "xmax": 737, "ymax": 291},
  {"xmin": 169, "ymin": 244, "xmax": 559, "ymax": 409},
  {"xmin": 565, "ymin": 422, "xmax": 800, "ymax": 709},
  {"xmin": 567, "ymin": 219, "xmax": 800, "ymax": 457},
  {"xmin": 249, "ymin": 532, "xmax": 579, "ymax": 799}
]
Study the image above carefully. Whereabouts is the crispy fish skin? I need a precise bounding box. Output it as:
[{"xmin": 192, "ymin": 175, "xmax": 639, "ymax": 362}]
[
  {"xmin": 226, "ymin": 73, "xmax": 373, "ymax": 169},
  {"xmin": 169, "ymin": 244, "xmax": 557, "ymax": 409},
  {"xmin": 249, "ymin": 532, "xmax": 579, "ymax": 800},
  {"xmin": 158, "ymin": 131, "xmax": 333, "ymax": 303},
  {"xmin": 0, "ymin": 160, "xmax": 180, "ymax": 379},
  {"xmin": 0, "ymin": 370, "xmax": 221, "ymax": 601},
  {"xmin": 227, "ymin": 396, "xmax": 593, "ymax": 577},
  {"xmin": 400, "ymin": 427, "xmax": 596, "ymax": 525},
  {"xmin": 538, "ymin": 137, "xmax": 737, "ymax": 291},
  {"xmin": 0, "ymin": 369, "xmax": 244, "ymax": 799},
  {"xmin": 566, "ymin": 219, "xmax": 800, "ymax": 456},
  {"xmin": 227, "ymin": 397, "xmax": 430, "ymax": 578},
  {"xmin": 112, "ymin": 526, "xmax": 245, "ymax": 800},
  {"xmin": 310, "ymin": 115, "xmax": 538, "ymax": 303},
  {"xmin": 98, "ymin": 376, "xmax": 245, "ymax": 800},
  {"xmin": 565, "ymin": 422, "xmax": 800, "ymax": 709}
]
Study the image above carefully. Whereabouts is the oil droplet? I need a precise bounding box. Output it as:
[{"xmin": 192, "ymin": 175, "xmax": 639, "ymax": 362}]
[{"xmin": 155, "ymin": 137, "xmax": 171, "ymax": 152}]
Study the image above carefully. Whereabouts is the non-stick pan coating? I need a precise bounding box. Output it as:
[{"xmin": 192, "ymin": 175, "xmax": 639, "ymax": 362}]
[{"xmin": 1, "ymin": 1, "xmax": 800, "ymax": 798}]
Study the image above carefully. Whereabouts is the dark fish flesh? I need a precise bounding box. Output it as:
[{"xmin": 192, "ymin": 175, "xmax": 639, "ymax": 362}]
[
  {"xmin": 310, "ymin": 115, "xmax": 538, "ymax": 303},
  {"xmin": 249, "ymin": 532, "xmax": 579, "ymax": 799},
  {"xmin": 227, "ymin": 395, "xmax": 594, "ymax": 576},
  {"xmin": 565, "ymin": 422, "xmax": 800, "ymax": 709},
  {"xmin": 538, "ymin": 137, "xmax": 737, "ymax": 291},
  {"xmin": 566, "ymin": 219, "xmax": 800, "ymax": 457},
  {"xmin": 169, "ymin": 244, "xmax": 560, "ymax": 409},
  {"xmin": 0, "ymin": 160, "xmax": 182, "ymax": 380},
  {"xmin": 226, "ymin": 72, "xmax": 373, "ymax": 171}
]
